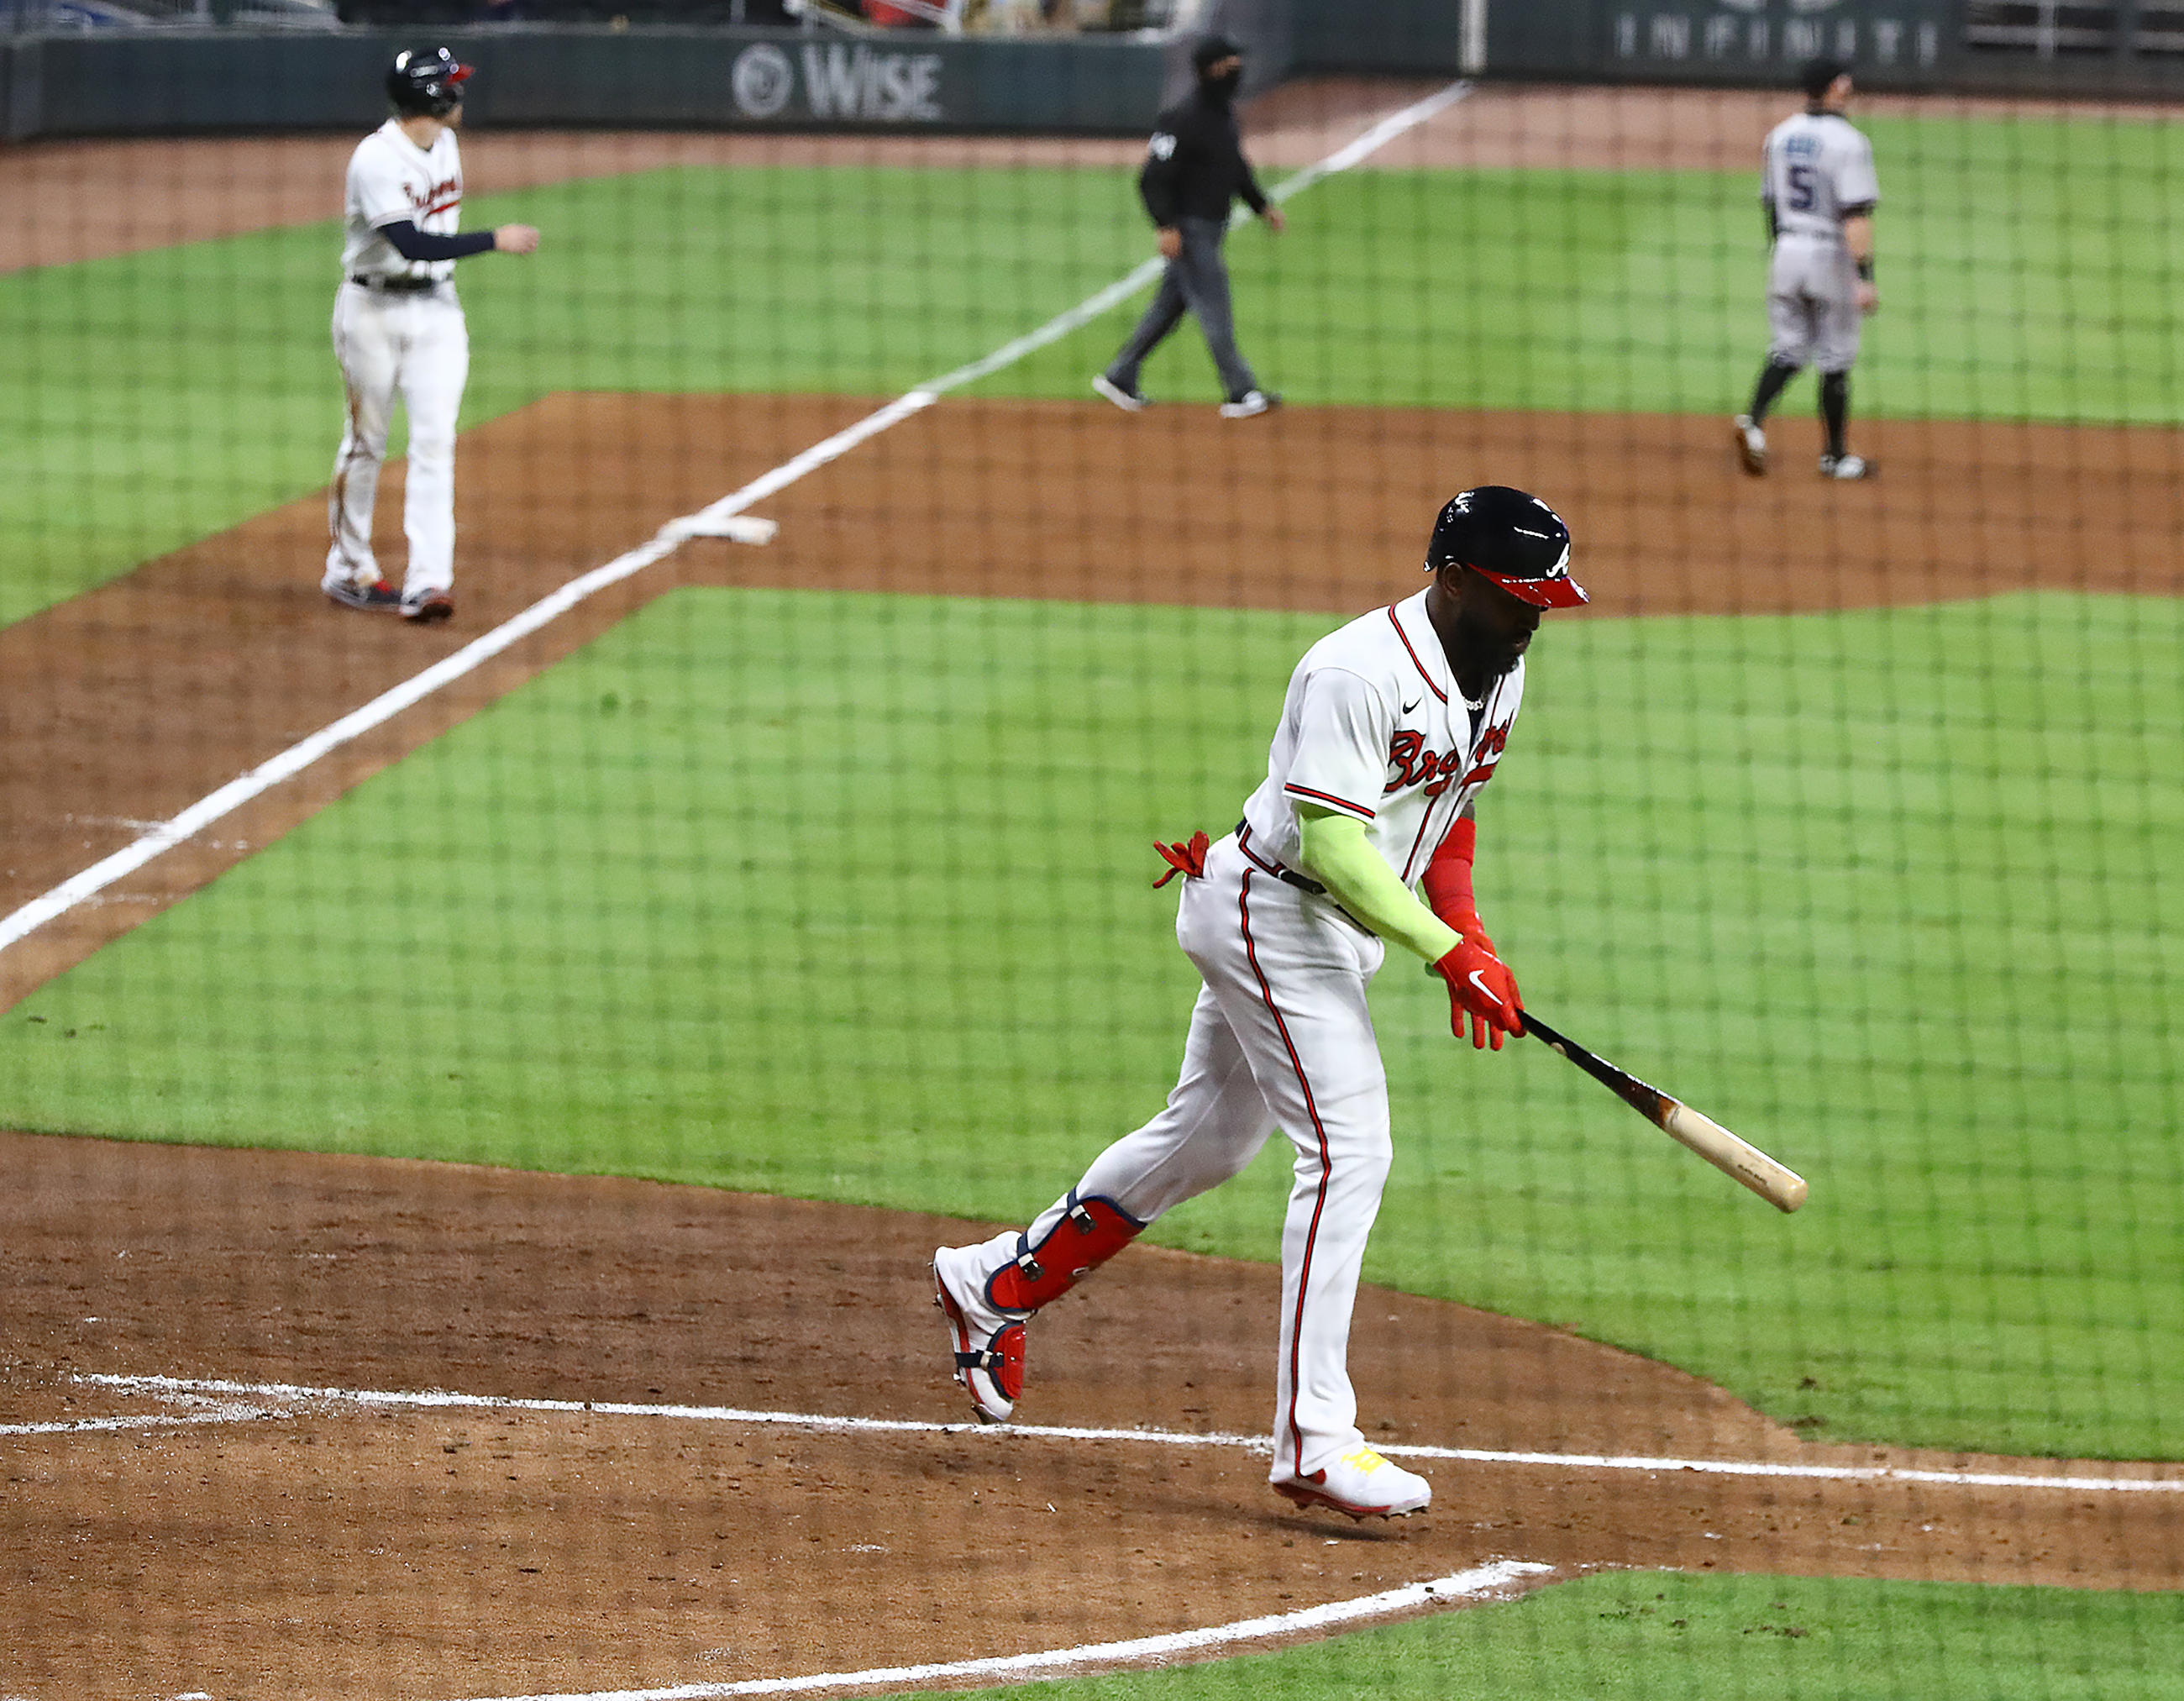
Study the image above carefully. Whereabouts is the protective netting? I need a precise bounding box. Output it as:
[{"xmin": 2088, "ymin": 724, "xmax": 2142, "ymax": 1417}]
[{"xmin": 2, "ymin": 45, "xmax": 2179, "ymax": 1701}]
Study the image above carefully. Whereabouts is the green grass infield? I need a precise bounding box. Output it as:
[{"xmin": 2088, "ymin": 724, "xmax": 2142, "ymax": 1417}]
[
  {"xmin": 5, "ymin": 585, "xmax": 2177, "ymax": 1462},
  {"xmin": 918, "ymin": 1571, "xmax": 2184, "ymax": 1701}
]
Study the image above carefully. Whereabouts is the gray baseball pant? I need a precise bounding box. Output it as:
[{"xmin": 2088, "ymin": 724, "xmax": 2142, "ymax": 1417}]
[{"xmin": 1105, "ymin": 214, "xmax": 1260, "ymax": 402}]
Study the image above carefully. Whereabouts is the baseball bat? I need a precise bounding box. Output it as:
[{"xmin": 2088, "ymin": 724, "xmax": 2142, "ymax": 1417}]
[{"xmin": 1519, "ymin": 1011, "xmax": 1808, "ymax": 1213}]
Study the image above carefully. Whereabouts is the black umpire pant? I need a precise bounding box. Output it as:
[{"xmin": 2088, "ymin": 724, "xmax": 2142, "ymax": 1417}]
[{"xmin": 1104, "ymin": 215, "xmax": 1260, "ymax": 402}]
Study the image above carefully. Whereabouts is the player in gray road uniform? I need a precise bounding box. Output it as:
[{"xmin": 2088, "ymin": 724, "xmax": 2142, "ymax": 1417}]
[{"xmin": 1734, "ymin": 58, "xmax": 1881, "ymax": 480}]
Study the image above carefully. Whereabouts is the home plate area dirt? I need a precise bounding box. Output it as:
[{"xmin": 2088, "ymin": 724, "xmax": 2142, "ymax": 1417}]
[{"xmin": 2, "ymin": 1131, "xmax": 2178, "ymax": 1700}]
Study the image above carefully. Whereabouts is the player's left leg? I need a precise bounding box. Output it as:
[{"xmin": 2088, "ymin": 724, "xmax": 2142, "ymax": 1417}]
[
  {"xmin": 394, "ymin": 291, "xmax": 471, "ymax": 618},
  {"xmin": 1191, "ymin": 870, "xmax": 1426, "ymax": 1515},
  {"xmin": 932, "ymin": 976, "xmax": 1277, "ymax": 1422},
  {"xmin": 1814, "ymin": 269, "xmax": 1869, "ymax": 479}
]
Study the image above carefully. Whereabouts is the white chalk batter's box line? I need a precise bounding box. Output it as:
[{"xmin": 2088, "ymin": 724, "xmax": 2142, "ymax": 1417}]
[
  {"xmin": 51, "ymin": 1372, "xmax": 2184, "ymax": 1496},
  {"xmin": 30, "ymin": 1373, "xmax": 1562, "ymax": 1701}
]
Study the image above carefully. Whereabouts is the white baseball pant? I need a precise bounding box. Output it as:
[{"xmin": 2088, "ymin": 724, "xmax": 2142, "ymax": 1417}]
[
  {"xmin": 963, "ymin": 832, "xmax": 1393, "ymax": 1480},
  {"xmin": 325, "ymin": 281, "xmax": 470, "ymax": 598},
  {"xmin": 1767, "ymin": 234, "xmax": 1862, "ymax": 373}
]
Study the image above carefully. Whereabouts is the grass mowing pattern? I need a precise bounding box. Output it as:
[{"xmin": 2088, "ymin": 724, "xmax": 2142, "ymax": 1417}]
[
  {"xmin": 913, "ymin": 1571, "xmax": 2184, "ymax": 1701},
  {"xmin": 8, "ymin": 111, "xmax": 2183, "ymax": 619},
  {"xmin": 4, "ymin": 585, "xmax": 2176, "ymax": 1461}
]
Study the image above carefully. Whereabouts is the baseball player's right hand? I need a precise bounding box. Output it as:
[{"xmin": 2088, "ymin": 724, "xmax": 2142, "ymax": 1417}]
[
  {"xmin": 494, "ymin": 224, "xmax": 541, "ymax": 255},
  {"xmin": 1156, "ymin": 227, "xmax": 1183, "ymax": 260},
  {"xmin": 1430, "ymin": 937, "xmax": 1525, "ymax": 1051},
  {"xmin": 1856, "ymin": 281, "xmax": 1879, "ymax": 314}
]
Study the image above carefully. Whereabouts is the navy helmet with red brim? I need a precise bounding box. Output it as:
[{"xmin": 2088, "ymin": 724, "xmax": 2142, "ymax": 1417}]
[
  {"xmin": 1425, "ymin": 486, "xmax": 1588, "ymax": 608},
  {"xmin": 388, "ymin": 47, "xmax": 475, "ymax": 118}
]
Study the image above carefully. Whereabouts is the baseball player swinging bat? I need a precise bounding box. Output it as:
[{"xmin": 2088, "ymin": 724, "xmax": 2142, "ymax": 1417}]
[{"xmin": 1520, "ymin": 1011, "xmax": 1808, "ymax": 1212}]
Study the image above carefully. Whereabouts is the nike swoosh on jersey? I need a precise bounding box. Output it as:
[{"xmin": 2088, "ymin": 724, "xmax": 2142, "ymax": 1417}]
[
  {"xmin": 1466, "ymin": 969, "xmax": 1503, "ymax": 1007},
  {"xmin": 1402, "ymin": 697, "xmax": 1422, "ymax": 714}
]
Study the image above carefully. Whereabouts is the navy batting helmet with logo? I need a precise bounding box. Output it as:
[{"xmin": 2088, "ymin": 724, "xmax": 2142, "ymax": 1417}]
[
  {"xmin": 1425, "ymin": 486, "xmax": 1588, "ymax": 608},
  {"xmin": 388, "ymin": 47, "xmax": 473, "ymax": 118}
]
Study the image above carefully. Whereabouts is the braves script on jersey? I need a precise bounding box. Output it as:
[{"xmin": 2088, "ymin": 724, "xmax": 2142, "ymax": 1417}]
[
  {"xmin": 1238, "ymin": 588, "xmax": 1523, "ymax": 886},
  {"xmin": 342, "ymin": 119, "xmax": 465, "ymax": 282}
]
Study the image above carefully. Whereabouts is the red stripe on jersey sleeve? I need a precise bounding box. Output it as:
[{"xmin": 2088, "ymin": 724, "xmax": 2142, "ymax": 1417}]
[{"xmin": 1284, "ymin": 783, "xmax": 1376, "ymax": 822}]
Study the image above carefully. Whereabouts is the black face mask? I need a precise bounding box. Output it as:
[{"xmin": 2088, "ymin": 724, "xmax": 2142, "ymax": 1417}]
[{"xmin": 1200, "ymin": 67, "xmax": 1242, "ymax": 99}]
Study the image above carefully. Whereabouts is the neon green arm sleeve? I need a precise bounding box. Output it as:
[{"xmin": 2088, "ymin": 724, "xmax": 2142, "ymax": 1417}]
[{"xmin": 1294, "ymin": 805, "xmax": 1464, "ymax": 963}]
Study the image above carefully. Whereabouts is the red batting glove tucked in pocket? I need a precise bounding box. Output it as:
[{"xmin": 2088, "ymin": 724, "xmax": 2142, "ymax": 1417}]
[
  {"xmin": 1430, "ymin": 936, "xmax": 1525, "ymax": 1050},
  {"xmin": 1152, "ymin": 829, "xmax": 1210, "ymax": 888}
]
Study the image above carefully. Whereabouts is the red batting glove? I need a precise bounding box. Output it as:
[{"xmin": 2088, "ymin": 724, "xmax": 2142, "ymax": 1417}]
[
  {"xmin": 1430, "ymin": 936, "xmax": 1525, "ymax": 1050},
  {"xmin": 1152, "ymin": 829, "xmax": 1210, "ymax": 889}
]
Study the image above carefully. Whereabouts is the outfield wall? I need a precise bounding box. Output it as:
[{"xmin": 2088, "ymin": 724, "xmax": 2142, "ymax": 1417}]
[
  {"xmin": 0, "ymin": 24, "xmax": 1170, "ymax": 141},
  {"xmin": 8, "ymin": 1, "xmax": 2184, "ymax": 143}
]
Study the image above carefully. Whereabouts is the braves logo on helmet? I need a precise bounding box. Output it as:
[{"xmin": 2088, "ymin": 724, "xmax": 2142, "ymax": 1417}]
[
  {"xmin": 388, "ymin": 47, "xmax": 474, "ymax": 119},
  {"xmin": 1425, "ymin": 486, "xmax": 1588, "ymax": 608}
]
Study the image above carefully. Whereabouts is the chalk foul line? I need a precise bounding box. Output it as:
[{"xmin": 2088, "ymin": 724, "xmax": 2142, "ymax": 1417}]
[
  {"xmin": 450, "ymin": 1559, "xmax": 1557, "ymax": 1701},
  {"xmin": 0, "ymin": 80, "xmax": 1473, "ymax": 961},
  {"xmin": 73, "ymin": 1373, "xmax": 2184, "ymax": 1496}
]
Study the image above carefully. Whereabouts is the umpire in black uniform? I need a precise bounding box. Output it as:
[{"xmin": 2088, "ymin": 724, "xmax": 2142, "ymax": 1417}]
[{"xmin": 1095, "ymin": 34, "xmax": 1284, "ymax": 420}]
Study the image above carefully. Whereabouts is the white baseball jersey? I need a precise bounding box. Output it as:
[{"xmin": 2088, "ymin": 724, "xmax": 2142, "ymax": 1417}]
[
  {"xmin": 1238, "ymin": 588, "xmax": 1525, "ymax": 890},
  {"xmin": 1761, "ymin": 111, "xmax": 1878, "ymax": 244},
  {"xmin": 340, "ymin": 119, "xmax": 465, "ymax": 282}
]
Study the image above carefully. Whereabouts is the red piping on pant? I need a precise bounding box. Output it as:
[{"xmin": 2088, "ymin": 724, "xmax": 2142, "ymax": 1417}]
[{"xmin": 1237, "ymin": 867, "xmax": 1336, "ymax": 1474}]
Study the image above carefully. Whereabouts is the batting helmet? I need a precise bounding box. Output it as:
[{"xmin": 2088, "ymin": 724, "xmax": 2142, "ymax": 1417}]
[
  {"xmin": 387, "ymin": 47, "xmax": 473, "ymax": 119},
  {"xmin": 1425, "ymin": 486, "xmax": 1588, "ymax": 608}
]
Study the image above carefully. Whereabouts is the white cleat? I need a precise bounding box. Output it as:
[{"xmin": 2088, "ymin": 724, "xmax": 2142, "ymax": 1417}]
[
  {"xmin": 932, "ymin": 1246, "xmax": 1024, "ymax": 1424},
  {"xmin": 1272, "ymin": 1445, "xmax": 1431, "ymax": 1520},
  {"xmin": 1218, "ymin": 388, "xmax": 1281, "ymax": 420},
  {"xmin": 1733, "ymin": 414, "xmax": 1767, "ymax": 475},
  {"xmin": 1818, "ymin": 453, "xmax": 1872, "ymax": 480}
]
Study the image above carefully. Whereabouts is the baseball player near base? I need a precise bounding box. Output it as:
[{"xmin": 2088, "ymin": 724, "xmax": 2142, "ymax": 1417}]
[
  {"xmin": 934, "ymin": 487, "xmax": 1588, "ymax": 1521},
  {"xmin": 1734, "ymin": 57, "xmax": 1881, "ymax": 481},
  {"xmin": 323, "ymin": 48, "xmax": 540, "ymax": 623},
  {"xmin": 1092, "ymin": 33, "xmax": 1284, "ymax": 421}
]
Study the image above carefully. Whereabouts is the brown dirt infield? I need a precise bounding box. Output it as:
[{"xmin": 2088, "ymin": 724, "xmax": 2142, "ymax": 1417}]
[{"xmin": 5, "ymin": 1130, "xmax": 2180, "ymax": 1700}]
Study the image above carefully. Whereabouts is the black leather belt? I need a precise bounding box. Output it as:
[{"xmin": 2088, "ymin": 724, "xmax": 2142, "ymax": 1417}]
[
  {"xmin": 1235, "ymin": 821, "xmax": 1327, "ymax": 895},
  {"xmin": 350, "ymin": 274, "xmax": 439, "ymax": 293}
]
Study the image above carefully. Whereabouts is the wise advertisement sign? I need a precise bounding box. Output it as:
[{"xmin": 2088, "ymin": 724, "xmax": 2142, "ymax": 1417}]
[
  {"xmin": 1604, "ymin": 0, "xmax": 1952, "ymax": 77},
  {"xmin": 729, "ymin": 41, "xmax": 946, "ymax": 123}
]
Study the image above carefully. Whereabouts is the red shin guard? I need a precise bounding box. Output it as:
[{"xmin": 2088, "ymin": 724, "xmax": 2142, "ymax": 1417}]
[{"xmin": 987, "ymin": 1194, "xmax": 1143, "ymax": 1314}]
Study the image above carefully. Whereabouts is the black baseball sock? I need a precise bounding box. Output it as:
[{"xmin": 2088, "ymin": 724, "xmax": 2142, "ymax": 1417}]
[
  {"xmin": 1747, "ymin": 359, "xmax": 1799, "ymax": 425},
  {"xmin": 1819, "ymin": 370, "xmax": 1851, "ymax": 459}
]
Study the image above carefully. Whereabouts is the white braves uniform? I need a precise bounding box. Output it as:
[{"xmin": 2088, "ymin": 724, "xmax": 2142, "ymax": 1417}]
[
  {"xmin": 1761, "ymin": 111, "xmax": 1879, "ymax": 373},
  {"xmin": 957, "ymin": 589, "xmax": 1525, "ymax": 1479},
  {"xmin": 324, "ymin": 118, "xmax": 472, "ymax": 601}
]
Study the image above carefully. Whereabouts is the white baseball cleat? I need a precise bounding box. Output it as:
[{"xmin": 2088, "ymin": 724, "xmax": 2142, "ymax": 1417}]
[
  {"xmin": 1219, "ymin": 388, "xmax": 1281, "ymax": 420},
  {"xmin": 1818, "ymin": 453, "xmax": 1872, "ymax": 480},
  {"xmin": 932, "ymin": 1247, "xmax": 1025, "ymax": 1424},
  {"xmin": 1733, "ymin": 414, "xmax": 1767, "ymax": 475},
  {"xmin": 1272, "ymin": 1445, "xmax": 1431, "ymax": 1520}
]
